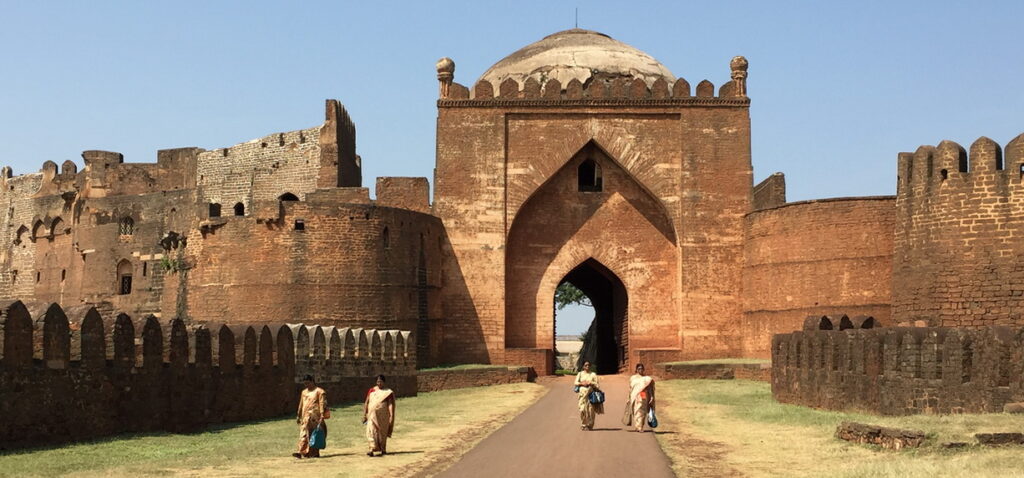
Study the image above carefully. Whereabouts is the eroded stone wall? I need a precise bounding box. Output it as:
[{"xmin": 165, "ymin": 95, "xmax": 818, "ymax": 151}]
[
  {"xmin": 772, "ymin": 327, "xmax": 1023, "ymax": 415},
  {"xmin": 0, "ymin": 300, "xmax": 415, "ymax": 450}
]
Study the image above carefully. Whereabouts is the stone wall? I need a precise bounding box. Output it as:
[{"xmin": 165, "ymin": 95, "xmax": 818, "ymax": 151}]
[
  {"xmin": 742, "ymin": 197, "xmax": 895, "ymax": 357},
  {"xmin": 771, "ymin": 327, "xmax": 1023, "ymax": 415},
  {"xmin": 0, "ymin": 300, "xmax": 415, "ymax": 450},
  {"xmin": 893, "ymin": 135, "xmax": 1024, "ymax": 327},
  {"xmin": 416, "ymin": 366, "xmax": 531, "ymax": 393}
]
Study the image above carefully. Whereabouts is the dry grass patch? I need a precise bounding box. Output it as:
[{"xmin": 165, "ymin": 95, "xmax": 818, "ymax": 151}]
[
  {"xmin": 0, "ymin": 382, "xmax": 546, "ymax": 478},
  {"xmin": 656, "ymin": 379, "xmax": 1024, "ymax": 478}
]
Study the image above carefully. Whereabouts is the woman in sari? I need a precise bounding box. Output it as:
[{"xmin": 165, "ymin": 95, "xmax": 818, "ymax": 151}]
[
  {"xmin": 293, "ymin": 374, "xmax": 327, "ymax": 458},
  {"xmin": 626, "ymin": 363, "xmax": 655, "ymax": 432},
  {"xmin": 574, "ymin": 361, "xmax": 603, "ymax": 430},
  {"xmin": 363, "ymin": 374, "xmax": 396, "ymax": 457}
]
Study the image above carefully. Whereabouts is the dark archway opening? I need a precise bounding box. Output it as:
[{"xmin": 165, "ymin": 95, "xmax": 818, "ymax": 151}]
[{"xmin": 557, "ymin": 259, "xmax": 627, "ymax": 375}]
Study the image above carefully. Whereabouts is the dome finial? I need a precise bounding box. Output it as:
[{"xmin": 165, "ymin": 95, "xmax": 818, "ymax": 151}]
[
  {"xmin": 730, "ymin": 56, "xmax": 749, "ymax": 97},
  {"xmin": 436, "ymin": 57, "xmax": 455, "ymax": 98}
]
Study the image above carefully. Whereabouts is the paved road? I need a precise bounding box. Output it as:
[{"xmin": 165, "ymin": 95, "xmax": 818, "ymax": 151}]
[{"xmin": 439, "ymin": 374, "xmax": 675, "ymax": 477}]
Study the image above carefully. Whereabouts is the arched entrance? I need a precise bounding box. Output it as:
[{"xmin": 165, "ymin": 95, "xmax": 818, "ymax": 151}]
[
  {"xmin": 558, "ymin": 259, "xmax": 627, "ymax": 374},
  {"xmin": 504, "ymin": 140, "xmax": 679, "ymax": 374}
]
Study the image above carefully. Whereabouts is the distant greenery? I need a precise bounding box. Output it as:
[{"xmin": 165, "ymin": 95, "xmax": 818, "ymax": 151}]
[
  {"xmin": 555, "ymin": 281, "xmax": 591, "ymax": 309},
  {"xmin": 554, "ymin": 369, "xmax": 576, "ymax": 376}
]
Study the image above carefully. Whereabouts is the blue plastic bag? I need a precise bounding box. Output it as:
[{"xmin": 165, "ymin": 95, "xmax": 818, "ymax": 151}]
[
  {"xmin": 573, "ymin": 385, "xmax": 580, "ymax": 393},
  {"xmin": 588, "ymin": 390, "xmax": 605, "ymax": 404},
  {"xmin": 309, "ymin": 423, "xmax": 326, "ymax": 449},
  {"xmin": 647, "ymin": 408, "xmax": 658, "ymax": 428}
]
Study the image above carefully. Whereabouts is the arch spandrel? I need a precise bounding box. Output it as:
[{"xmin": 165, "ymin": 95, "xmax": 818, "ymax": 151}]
[
  {"xmin": 504, "ymin": 116, "xmax": 682, "ymax": 235},
  {"xmin": 504, "ymin": 143, "xmax": 680, "ymax": 353}
]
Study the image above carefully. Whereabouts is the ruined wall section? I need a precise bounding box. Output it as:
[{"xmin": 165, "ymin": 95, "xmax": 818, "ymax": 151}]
[
  {"xmin": 196, "ymin": 127, "xmax": 322, "ymax": 213},
  {"xmin": 0, "ymin": 173, "xmax": 44, "ymax": 301},
  {"xmin": 752, "ymin": 172, "xmax": 786, "ymax": 210},
  {"xmin": 0, "ymin": 301, "xmax": 415, "ymax": 449},
  {"xmin": 893, "ymin": 134, "xmax": 1024, "ymax": 327},
  {"xmin": 376, "ymin": 177, "xmax": 430, "ymax": 214},
  {"xmin": 742, "ymin": 197, "xmax": 895, "ymax": 357},
  {"xmin": 182, "ymin": 192, "xmax": 443, "ymax": 335}
]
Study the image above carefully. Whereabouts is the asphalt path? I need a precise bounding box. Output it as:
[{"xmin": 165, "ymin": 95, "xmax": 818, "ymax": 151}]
[{"xmin": 438, "ymin": 374, "xmax": 675, "ymax": 477}]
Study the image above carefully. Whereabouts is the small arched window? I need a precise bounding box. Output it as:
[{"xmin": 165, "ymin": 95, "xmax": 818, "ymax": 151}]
[
  {"xmin": 209, "ymin": 203, "xmax": 221, "ymax": 218},
  {"xmin": 578, "ymin": 159, "xmax": 603, "ymax": 192},
  {"xmin": 14, "ymin": 225, "xmax": 28, "ymax": 245},
  {"xmin": 119, "ymin": 217, "xmax": 134, "ymax": 236},
  {"xmin": 50, "ymin": 217, "xmax": 64, "ymax": 236},
  {"xmin": 233, "ymin": 203, "xmax": 245, "ymax": 216},
  {"xmin": 31, "ymin": 220, "xmax": 44, "ymax": 240},
  {"xmin": 279, "ymin": 192, "xmax": 299, "ymax": 202},
  {"xmin": 116, "ymin": 259, "xmax": 133, "ymax": 295},
  {"xmin": 382, "ymin": 227, "xmax": 391, "ymax": 250}
]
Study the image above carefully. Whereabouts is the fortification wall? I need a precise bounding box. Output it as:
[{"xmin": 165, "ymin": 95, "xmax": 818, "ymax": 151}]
[
  {"xmin": 0, "ymin": 300, "xmax": 414, "ymax": 449},
  {"xmin": 772, "ymin": 326, "xmax": 1024, "ymax": 415},
  {"xmin": 893, "ymin": 134, "xmax": 1024, "ymax": 327},
  {"xmin": 742, "ymin": 197, "xmax": 895, "ymax": 357},
  {"xmin": 180, "ymin": 194, "xmax": 444, "ymax": 363}
]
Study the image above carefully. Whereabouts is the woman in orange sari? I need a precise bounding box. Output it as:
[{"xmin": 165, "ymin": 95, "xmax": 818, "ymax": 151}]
[
  {"xmin": 363, "ymin": 374, "xmax": 396, "ymax": 457},
  {"xmin": 626, "ymin": 363, "xmax": 655, "ymax": 432}
]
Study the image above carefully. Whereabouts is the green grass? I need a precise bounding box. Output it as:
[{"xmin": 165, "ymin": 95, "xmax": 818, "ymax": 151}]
[
  {"xmin": 553, "ymin": 369, "xmax": 576, "ymax": 376},
  {"xmin": 0, "ymin": 382, "xmax": 545, "ymax": 477},
  {"xmin": 418, "ymin": 363, "xmax": 512, "ymax": 372},
  {"xmin": 656, "ymin": 379, "xmax": 1024, "ymax": 478},
  {"xmin": 662, "ymin": 358, "xmax": 770, "ymax": 366}
]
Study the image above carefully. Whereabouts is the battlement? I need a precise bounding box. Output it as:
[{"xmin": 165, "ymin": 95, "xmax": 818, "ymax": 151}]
[
  {"xmin": 0, "ymin": 299, "xmax": 416, "ymax": 449},
  {"xmin": 438, "ymin": 75, "xmax": 748, "ymax": 107},
  {"xmin": 772, "ymin": 326, "xmax": 1024, "ymax": 415},
  {"xmin": 896, "ymin": 133, "xmax": 1024, "ymax": 201}
]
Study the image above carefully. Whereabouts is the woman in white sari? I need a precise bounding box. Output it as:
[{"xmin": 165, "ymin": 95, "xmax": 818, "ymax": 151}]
[
  {"xmin": 574, "ymin": 361, "xmax": 603, "ymax": 430},
  {"xmin": 363, "ymin": 374, "xmax": 396, "ymax": 457},
  {"xmin": 625, "ymin": 363, "xmax": 655, "ymax": 432}
]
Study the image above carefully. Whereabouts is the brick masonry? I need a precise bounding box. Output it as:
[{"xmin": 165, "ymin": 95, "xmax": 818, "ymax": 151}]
[{"xmin": 742, "ymin": 197, "xmax": 896, "ymax": 357}]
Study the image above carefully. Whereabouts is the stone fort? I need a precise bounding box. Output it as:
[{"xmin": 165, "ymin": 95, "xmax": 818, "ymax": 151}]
[{"xmin": 3, "ymin": 28, "xmax": 1023, "ymax": 377}]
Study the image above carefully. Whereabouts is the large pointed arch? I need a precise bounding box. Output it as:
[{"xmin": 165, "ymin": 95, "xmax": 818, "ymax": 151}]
[{"xmin": 504, "ymin": 141, "xmax": 680, "ymax": 365}]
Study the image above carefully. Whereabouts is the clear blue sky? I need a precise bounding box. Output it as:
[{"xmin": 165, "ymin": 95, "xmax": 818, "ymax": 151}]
[{"xmin": 2, "ymin": 1, "xmax": 1022, "ymax": 334}]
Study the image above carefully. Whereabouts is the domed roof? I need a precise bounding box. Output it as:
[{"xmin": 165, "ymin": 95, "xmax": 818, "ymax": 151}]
[{"xmin": 478, "ymin": 29, "xmax": 675, "ymax": 89}]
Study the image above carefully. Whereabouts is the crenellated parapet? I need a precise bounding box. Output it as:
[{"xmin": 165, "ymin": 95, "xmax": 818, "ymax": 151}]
[
  {"xmin": 0, "ymin": 300, "xmax": 416, "ymax": 449},
  {"xmin": 436, "ymin": 56, "xmax": 750, "ymax": 107},
  {"xmin": 896, "ymin": 134, "xmax": 1024, "ymax": 203},
  {"xmin": 892, "ymin": 133, "xmax": 1024, "ymax": 328},
  {"xmin": 772, "ymin": 326, "xmax": 1023, "ymax": 415}
]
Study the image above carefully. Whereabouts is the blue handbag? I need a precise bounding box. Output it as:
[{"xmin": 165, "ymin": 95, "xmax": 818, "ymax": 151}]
[
  {"xmin": 647, "ymin": 408, "xmax": 658, "ymax": 428},
  {"xmin": 588, "ymin": 390, "xmax": 605, "ymax": 404},
  {"xmin": 309, "ymin": 423, "xmax": 326, "ymax": 449}
]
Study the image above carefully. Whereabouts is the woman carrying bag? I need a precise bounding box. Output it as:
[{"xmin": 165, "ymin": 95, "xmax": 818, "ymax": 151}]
[{"xmin": 574, "ymin": 361, "xmax": 604, "ymax": 430}]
